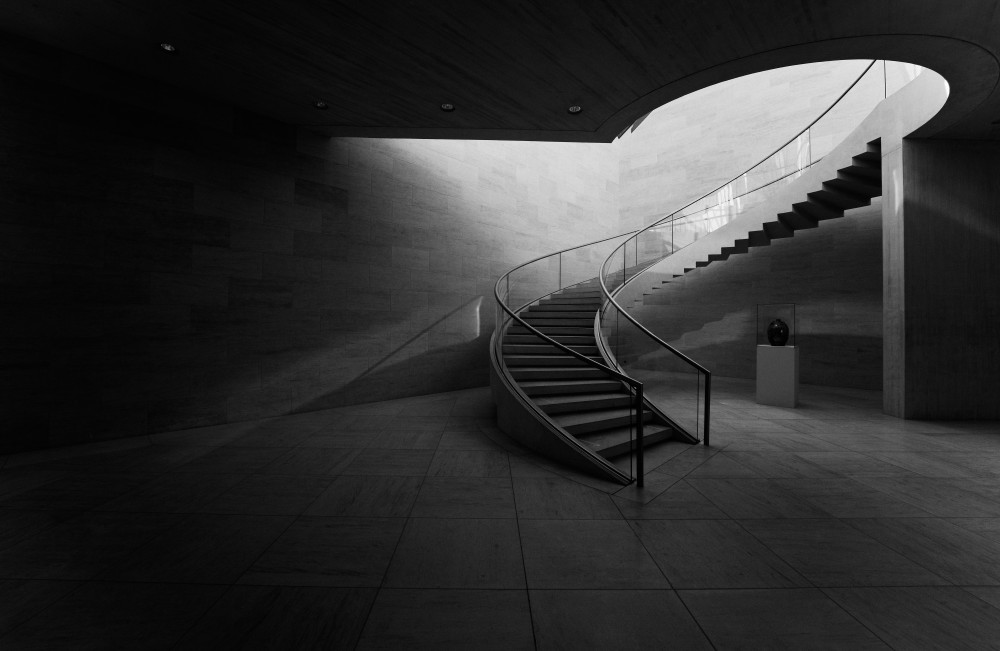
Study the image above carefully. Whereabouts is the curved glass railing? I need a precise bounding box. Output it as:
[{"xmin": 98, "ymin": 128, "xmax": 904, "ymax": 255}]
[{"xmin": 598, "ymin": 60, "xmax": 922, "ymax": 445}]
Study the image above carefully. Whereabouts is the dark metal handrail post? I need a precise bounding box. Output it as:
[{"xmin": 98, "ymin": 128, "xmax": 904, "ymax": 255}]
[
  {"xmin": 704, "ymin": 373, "xmax": 711, "ymax": 446},
  {"xmin": 635, "ymin": 383, "xmax": 644, "ymax": 486}
]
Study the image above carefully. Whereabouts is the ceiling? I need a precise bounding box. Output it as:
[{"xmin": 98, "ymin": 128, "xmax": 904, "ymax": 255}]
[{"xmin": 1, "ymin": 0, "xmax": 999, "ymax": 141}]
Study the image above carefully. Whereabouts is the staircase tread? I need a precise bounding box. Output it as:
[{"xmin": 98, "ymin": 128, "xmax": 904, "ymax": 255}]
[
  {"xmin": 575, "ymin": 422, "xmax": 671, "ymax": 444},
  {"xmin": 534, "ymin": 392, "xmax": 631, "ymax": 406},
  {"xmin": 553, "ymin": 407, "xmax": 651, "ymax": 426}
]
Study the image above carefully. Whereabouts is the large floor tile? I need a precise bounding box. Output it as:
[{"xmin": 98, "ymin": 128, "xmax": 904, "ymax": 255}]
[
  {"xmin": 687, "ymin": 477, "xmax": 831, "ymax": 518},
  {"xmin": 965, "ymin": 586, "xmax": 1000, "ymax": 609},
  {"xmin": 771, "ymin": 477, "xmax": 934, "ymax": 518},
  {"xmin": 426, "ymin": 450, "xmax": 510, "ymax": 477},
  {"xmin": 341, "ymin": 449, "xmax": 435, "ymax": 476},
  {"xmin": 298, "ymin": 431, "xmax": 374, "ymax": 448},
  {"xmin": 175, "ymin": 446, "xmax": 290, "ymax": 473},
  {"xmin": 97, "ymin": 472, "xmax": 246, "ymax": 513},
  {"xmin": 410, "ymin": 477, "xmax": 515, "ymax": 518},
  {"xmin": 0, "ymin": 468, "xmax": 67, "ymax": 500},
  {"xmin": 305, "ymin": 475, "xmax": 423, "ymax": 517},
  {"xmin": 0, "ymin": 511, "xmax": 182, "ymax": 580},
  {"xmin": 357, "ymin": 588, "xmax": 533, "ymax": 650},
  {"xmin": 680, "ymin": 588, "xmax": 888, "ymax": 650},
  {"xmin": 199, "ymin": 474, "xmax": 333, "ymax": 515},
  {"xmin": 437, "ymin": 428, "xmax": 504, "ymax": 450},
  {"xmin": 105, "ymin": 513, "xmax": 293, "ymax": 584},
  {"xmin": 947, "ymin": 517, "xmax": 1000, "ymax": 542},
  {"xmin": 683, "ymin": 452, "xmax": 764, "ymax": 477},
  {"xmin": 613, "ymin": 480, "xmax": 728, "ymax": 519},
  {"xmin": 519, "ymin": 519, "xmax": 667, "ymax": 589},
  {"xmin": 0, "ymin": 581, "xmax": 225, "ymax": 650},
  {"xmin": 177, "ymin": 585, "xmax": 377, "ymax": 650},
  {"xmin": 0, "ymin": 579, "xmax": 81, "ymax": 637},
  {"xmin": 721, "ymin": 451, "xmax": 843, "ymax": 478},
  {"xmin": 513, "ymin": 476, "xmax": 621, "ymax": 519},
  {"xmin": 845, "ymin": 517, "xmax": 1000, "ymax": 585},
  {"xmin": 740, "ymin": 519, "xmax": 950, "ymax": 587},
  {"xmin": 261, "ymin": 447, "xmax": 360, "ymax": 475},
  {"xmin": 367, "ymin": 429, "xmax": 443, "ymax": 450},
  {"xmin": 853, "ymin": 476, "xmax": 1000, "ymax": 517},
  {"xmin": 792, "ymin": 451, "xmax": 921, "ymax": 477},
  {"xmin": 0, "ymin": 509, "xmax": 75, "ymax": 552},
  {"xmin": 383, "ymin": 518, "xmax": 524, "ymax": 589},
  {"xmin": 530, "ymin": 589, "xmax": 711, "ymax": 650},
  {"xmin": 826, "ymin": 586, "xmax": 1000, "ymax": 649},
  {"xmin": 0, "ymin": 473, "xmax": 148, "ymax": 511},
  {"xmin": 240, "ymin": 516, "xmax": 404, "ymax": 587},
  {"xmin": 632, "ymin": 519, "xmax": 808, "ymax": 589}
]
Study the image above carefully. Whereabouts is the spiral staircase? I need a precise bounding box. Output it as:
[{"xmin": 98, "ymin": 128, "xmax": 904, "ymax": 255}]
[{"xmin": 490, "ymin": 61, "xmax": 934, "ymax": 485}]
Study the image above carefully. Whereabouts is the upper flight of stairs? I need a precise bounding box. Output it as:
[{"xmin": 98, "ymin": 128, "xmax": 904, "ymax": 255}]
[
  {"xmin": 629, "ymin": 140, "xmax": 882, "ymax": 306},
  {"xmin": 502, "ymin": 279, "xmax": 677, "ymax": 460}
]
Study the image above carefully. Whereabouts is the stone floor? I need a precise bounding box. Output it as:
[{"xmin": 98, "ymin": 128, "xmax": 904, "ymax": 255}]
[{"xmin": 1, "ymin": 381, "xmax": 1000, "ymax": 649}]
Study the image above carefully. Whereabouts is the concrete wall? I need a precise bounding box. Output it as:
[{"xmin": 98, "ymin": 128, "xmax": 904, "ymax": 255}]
[
  {"xmin": 0, "ymin": 34, "xmax": 618, "ymax": 452},
  {"xmin": 626, "ymin": 201, "xmax": 883, "ymax": 390},
  {"xmin": 889, "ymin": 139, "xmax": 1000, "ymax": 418},
  {"xmin": 617, "ymin": 60, "xmax": 874, "ymax": 233}
]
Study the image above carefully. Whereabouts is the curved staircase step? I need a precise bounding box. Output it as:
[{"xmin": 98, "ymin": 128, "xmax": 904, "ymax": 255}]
[
  {"xmin": 535, "ymin": 392, "xmax": 634, "ymax": 414},
  {"xmin": 508, "ymin": 366, "xmax": 610, "ymax": 380},
  {"xmin": 509, "ymin": 325, "xmax": 593, "ymax": 336},
  {"xmin": 553, "ymin": 407, "xmax": 652, "ymax": 435},
  {"xmin": 519, "ymin": 379, "xmax": 623, "ymax": 396},
  {"xmin": 504, "ymin": 354, "xmax": 602, "ymax": 367},
  {"xmin": 576, "ymin": 423, "xmax": 674, "ymax": 458},
  {"xmin": 503, "ymin": 343, "xmax": 600, "ymax": 355},
  {"xmin": 504, "ymin": 334, "xmax": 595, "ymax": 345}
]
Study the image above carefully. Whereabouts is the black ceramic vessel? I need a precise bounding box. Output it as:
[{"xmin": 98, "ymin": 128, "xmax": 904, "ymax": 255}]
[{"xmin": 766, "ymin": 318, "xmax": 790, "ymax": 346}]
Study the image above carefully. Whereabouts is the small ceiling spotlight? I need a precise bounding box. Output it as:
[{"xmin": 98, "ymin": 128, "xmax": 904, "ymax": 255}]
[
  {"xmin": 440, "ymin": 103, "xmax": 455, "ymax": 112},
  {"xmin": 159, "ymin": 42, "xmax": 176, "ymax": 52},
  {"xmin": 314, "ymin": 100, "xmax": 329, "ymax": 110},
  {"xmin": 568, "ymin": 105, "xmax": 582, "ymax": 114}
]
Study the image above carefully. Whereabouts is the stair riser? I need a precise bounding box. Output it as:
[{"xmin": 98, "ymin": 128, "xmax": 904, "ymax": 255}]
[
  {"xmin": 503, "ymin": 344, "xmax": 600, "ymax": 356},
  {"xmin": 504, "ymin": 334, "xmax": 595, "ymax": 345},
  {"xmin": 596, "ymin": 427, "xmax": 674, "ymax": 459},
  {"xmin": 520, "ymin": 382, "xmax": 623, "ymax": 396},
  {"xmin": 533, "ymin": 302, "xmax": 602, "ymax": 310},
  {"xmin": 518, "ymin": 318, "xmax": 593, "ymax": 327},
  {"xmin": 504, "ymin": 355, "xmax": 600, "ymax": 367},
  {"xmin": 561, "ymin": 411, "xmax": 652, "ymax": 435},
  {"xmin": 509, "ymin": 368, "xmax": 609, "ymax": 380},
  {"xmin": 523, "ymin": 311, "xmax": 595, "ymax": 319},
  {"xmin": 540, "ymin": 396, "xmax": 633, "ymax": 414},
  {"xmin": 508, "ymin": 325, "xmax": 593, "ymax": 336}
]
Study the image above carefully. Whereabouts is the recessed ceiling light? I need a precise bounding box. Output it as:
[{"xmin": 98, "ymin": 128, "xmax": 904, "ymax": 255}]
[
  {"xmin": 314, "ymin": 101, "xmax": 329, "ymax": 110},
  {"xmin": 159, "ymin": 43, "xmax": 176, "ymax": 52},
  {"xmin": 568, "ymin": 105, "xmax": 582, "ymax": 114},
  {"xmin": 440, "ymin": 103, "xmax": 455, "ymax": 112}
]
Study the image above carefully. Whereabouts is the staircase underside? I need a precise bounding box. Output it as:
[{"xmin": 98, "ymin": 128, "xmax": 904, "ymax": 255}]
[{"xmin": 630, "ymin": 140, "xmax": 883, "ymax": 307}]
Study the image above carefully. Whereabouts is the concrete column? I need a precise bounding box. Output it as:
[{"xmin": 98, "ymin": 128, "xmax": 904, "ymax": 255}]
[{"xmin": 883, "ymin": 138, "xmax": 1000, "ymax": 418}]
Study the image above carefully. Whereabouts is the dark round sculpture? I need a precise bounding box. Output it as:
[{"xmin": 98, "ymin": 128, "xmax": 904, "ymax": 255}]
[{"xmin": 766, "ymin": 318, "xmax": 790, "ymax": 346}]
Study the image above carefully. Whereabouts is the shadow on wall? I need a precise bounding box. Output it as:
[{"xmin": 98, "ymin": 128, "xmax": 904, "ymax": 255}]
[{"xmin": 291, "ymin": 296, "xmax": 491, "ymax": 412}]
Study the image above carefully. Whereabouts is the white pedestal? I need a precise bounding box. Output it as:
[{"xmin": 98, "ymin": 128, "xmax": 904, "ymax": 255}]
[{"xmin": 756, "ymin": 345, "xmax": 799, "ymax": 408}]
